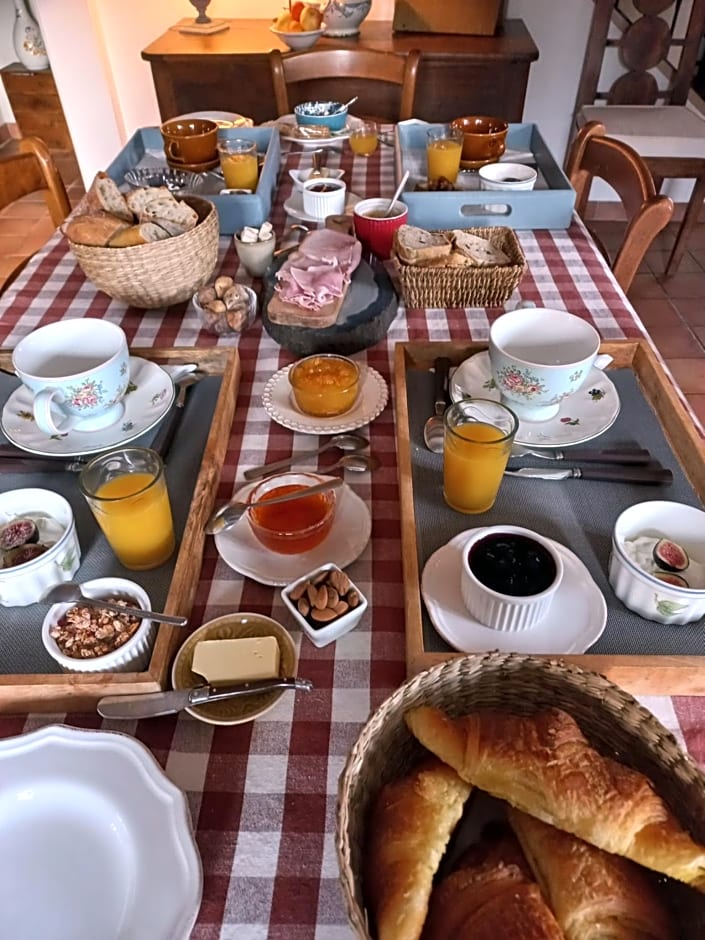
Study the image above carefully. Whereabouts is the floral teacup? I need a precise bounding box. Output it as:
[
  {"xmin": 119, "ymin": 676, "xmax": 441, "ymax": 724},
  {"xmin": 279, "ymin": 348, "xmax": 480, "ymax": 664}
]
[
  {"xmin": 489, "ymin": 308, "xmax": 611, "ymax": 422},
  {"xmin": 12, "ymin": 319, "xmax": 130, "ymax": 436}
]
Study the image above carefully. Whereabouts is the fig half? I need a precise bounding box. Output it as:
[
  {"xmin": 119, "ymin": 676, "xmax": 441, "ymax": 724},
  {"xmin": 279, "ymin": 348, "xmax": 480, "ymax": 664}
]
[
  {"xmin": 652, "ymin": 538, "xmax": 689, "ymax": 573},
  {"xmin": 653, "ymin": 571, "xmax": 690, "ymax": 588},
  {"xmin": 0, "ymin": 517, "xmax": 38, "ymax": 552}
]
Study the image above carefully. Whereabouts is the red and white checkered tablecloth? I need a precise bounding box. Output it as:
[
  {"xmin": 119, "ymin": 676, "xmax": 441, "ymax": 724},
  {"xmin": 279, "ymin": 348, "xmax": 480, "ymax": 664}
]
[{"xmin": 0, "ymin": 131, "xmax": 703, "ymax": 940}]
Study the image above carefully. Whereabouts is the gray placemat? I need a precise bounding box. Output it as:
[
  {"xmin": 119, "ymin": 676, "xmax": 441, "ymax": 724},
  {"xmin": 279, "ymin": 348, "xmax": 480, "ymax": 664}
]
[
  {"xmin": 406, "ymin": 367, "xmax": 705, "ymax": 655},
  {"xmin": 0, "ymin": 371, "xmax": 221, "ymax": 674}
]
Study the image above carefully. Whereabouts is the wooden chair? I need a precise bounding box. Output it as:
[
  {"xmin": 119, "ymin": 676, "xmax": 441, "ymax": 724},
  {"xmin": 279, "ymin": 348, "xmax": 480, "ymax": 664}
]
[
  {"xmin": 571, "ymin": 0, "xmax": 705, "ymax": 277},
  {"xmin": 269, "ymin": 48, "xmax": 421, "ymax": 122},
  {"xmin": 1, "ymin": 136, "xmax": 71, "ymax": 290},
  {"xmin": 565, "ymin": 121, "xmax": 674, "ymax": 293}
]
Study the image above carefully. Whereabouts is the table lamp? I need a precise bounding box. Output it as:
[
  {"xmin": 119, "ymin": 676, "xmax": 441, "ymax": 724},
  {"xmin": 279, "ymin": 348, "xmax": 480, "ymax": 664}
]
[{"xmin": 175, "ymin": 0, "xmax": 230, "ymax": 36}]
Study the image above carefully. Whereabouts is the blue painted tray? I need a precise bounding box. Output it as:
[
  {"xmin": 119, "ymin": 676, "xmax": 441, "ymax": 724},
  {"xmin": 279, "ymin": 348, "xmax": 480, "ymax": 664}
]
[
  {"xmin": 107, "ymin": 126, "xmax": 281, "ymax": 235},
  {"xmin": 395, "ymin": 122, "xmax": 576, "ymax": 230}
]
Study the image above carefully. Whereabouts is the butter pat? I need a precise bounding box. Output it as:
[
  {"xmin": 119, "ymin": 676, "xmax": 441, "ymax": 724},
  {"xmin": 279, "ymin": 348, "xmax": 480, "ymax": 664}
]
[{"xmin": 191, "ymin": 636, "xmax": 281, "ymax": 686}]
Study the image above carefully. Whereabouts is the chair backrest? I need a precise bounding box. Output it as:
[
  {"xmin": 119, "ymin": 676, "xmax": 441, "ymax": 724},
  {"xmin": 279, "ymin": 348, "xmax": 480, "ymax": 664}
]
[
  {"xmin": 573, "ymin": 0, "xmax": 705, "ymax": 123},
  {"xmin": 269, "ymin": 48, "xmax": 421, "ymax": 122},
  {"xmin": 0, "ymin": 136, "xmax": 70, "ymax": 227},
  {"xmin": 565, "ymin": 121, "xmax": 673, "ymax": 292}
]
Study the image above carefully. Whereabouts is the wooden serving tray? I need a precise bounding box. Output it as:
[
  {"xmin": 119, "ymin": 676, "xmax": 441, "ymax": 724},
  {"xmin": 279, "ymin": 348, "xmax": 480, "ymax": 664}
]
[
  {"xmin": 395, "ymin": 339, "xmax": 705, "ymax": 695},
  {"xmin": 0, "ymin": 346, "xmax": 240, "ymax": 713}
]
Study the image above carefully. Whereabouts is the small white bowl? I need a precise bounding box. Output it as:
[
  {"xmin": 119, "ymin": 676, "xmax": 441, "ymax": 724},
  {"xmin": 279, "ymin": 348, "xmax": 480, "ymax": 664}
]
[
  {"xmin": 288, "ymin": 168, "xmax": 345, "ymax": 191},
  {"xmin": 282, "ymin": 563, "xmax": 368, "ymax": 648},
  {"xmin": 610, "ymin": 500, "xmax": 705, "ymax": 625},
  {"xmin": 269, "ymin": 25, "xmax": 326, "ymax": 51},
  {"xmin": 479, "ymin": 162, "xmax": 538, "ymax": 191},
  {"xmin": 460, "ymin": 525, "xmax": 563, "ymax": 632},
  {"xmin": 0, "ymin": 489, "xmax": 81, "ymax": 607},
  {"xmin": 42, "ymin": 577, "xmax": 155, "ymax": 673}
]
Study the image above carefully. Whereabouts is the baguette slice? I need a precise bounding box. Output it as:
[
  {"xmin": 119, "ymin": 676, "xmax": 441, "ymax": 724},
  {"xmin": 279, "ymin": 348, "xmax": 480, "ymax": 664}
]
[
  {"xmin": 452, "ymin": 230, "xmax": 510, "ymax": 266},
  {"xmin": 364, "ymin": 757, "xmax": 472, "ymax": 940},
  {"xmin": 405, "ymin": 706, "xmax": 705, "ymax": 892},
  {"xmin": 508, "ymin": 807, "xmax": 676, "ymax": 940},
  {"xmin": 125, "ymin": 185, "xmax": 171, "ymax": 217},
  {"xmin": 393, "ymin": 225, "xmax": 452, "ymax": 265},
  {"xmin": 64, "ymin": 211, "xmax": 130, "ymax": 247},
  {"xmin": 139, "ymin": 197, "xmax": 198, "ymax": 231},
  {"xmin": 87, "ymin": 171, "xmax": 134, "ymax": 223},
  {"xmin": 107, "ymin": 222, "xmax": 171, "ymax": 247}
]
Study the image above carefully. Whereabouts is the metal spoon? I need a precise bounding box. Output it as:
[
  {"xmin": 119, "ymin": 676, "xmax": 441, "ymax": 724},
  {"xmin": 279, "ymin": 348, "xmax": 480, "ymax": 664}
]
[
  {"xmin": 323, "ymin": 453, "xmax": 381, "ymax": 473},
  {"xmin": 384, "ymin": 169, "xmax": 410, "ymax": 217},
  {"xmin": 244, "ymin": 432, "xmax": 369, "ymax": 480},
  {"xmin": 42, "ymin": 582, "xmax": 188, "ymax": 626},
  {"xmin": 205, "ymin": 477, "xmax": 345, "ymax": 536},
  {"xmin": 423, "ymin": 357, "xmax": 451, "ymax": 454},
  {"xmin": 309, "ymin": 148, "xmax": 326, "ymax": 180}
]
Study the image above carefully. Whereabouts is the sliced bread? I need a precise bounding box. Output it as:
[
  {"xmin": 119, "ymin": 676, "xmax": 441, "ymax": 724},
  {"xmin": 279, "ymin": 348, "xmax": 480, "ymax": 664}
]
[
  {"xmin": 107, "ymin": 222, "xmax": 171, "ymax": 247},
  {"xmin": 139, "ymin": 197, "xmax": 199, "ymax": 231},
  {"xmin": 394, "ymin": 225, "xmax": 452, "ymax": 265},
  {"xmin": 452, "ymin": 230, "xmax": 510, "ymax": 266},
  {"xmin": 88, "ymin": 172, "xmax": 134, "ymax": 224},
  {"xmin": 125, "ymin": 186, "xmax": 171, "ymax": 217},
  {"xmin": 64, "ymin": 212, "xmax": 130, "ymax": 247}
]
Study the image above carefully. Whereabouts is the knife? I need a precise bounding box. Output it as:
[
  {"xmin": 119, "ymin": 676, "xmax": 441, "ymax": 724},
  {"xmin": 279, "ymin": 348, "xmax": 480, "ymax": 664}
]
[
  {"xmin": 97, "ymin": 676, "xmax": 314, "ymax": 719},
  {"xmin": 150, "ymin": 373, "xmax": 200, "ymax": 462},
  {"xmin": 0, "ymin": 456, "xmax": 86, "ymax": 473},
  {"xmin": 510, "ymin": 446, "xmax": 653, "ymax": 464},
  {"xmin": 504, "ymin": 465, "xmax": 673, "ymax": 485}
]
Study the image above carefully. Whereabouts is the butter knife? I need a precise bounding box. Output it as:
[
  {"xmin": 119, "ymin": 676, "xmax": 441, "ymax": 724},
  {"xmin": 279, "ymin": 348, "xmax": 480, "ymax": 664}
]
[
  {"xmin": 97, "ymin": 676, "xmax": 313, "ymax": 719},
  {"xmin": 504, "ymin": 466, "xmax": 673, "ymax": 485}
]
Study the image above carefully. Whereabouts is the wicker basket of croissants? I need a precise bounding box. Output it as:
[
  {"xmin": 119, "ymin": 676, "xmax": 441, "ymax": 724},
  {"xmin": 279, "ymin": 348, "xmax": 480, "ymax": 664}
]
[{"xmin": 336, "ymin": 652, "xmax": 705, "ymax": 939}]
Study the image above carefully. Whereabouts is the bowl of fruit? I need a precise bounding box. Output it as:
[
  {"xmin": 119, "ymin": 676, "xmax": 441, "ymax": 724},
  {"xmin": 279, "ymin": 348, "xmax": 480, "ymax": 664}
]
[{"xmin": 271, "ymin": 2, "xmax": 326, "ymax": 50}]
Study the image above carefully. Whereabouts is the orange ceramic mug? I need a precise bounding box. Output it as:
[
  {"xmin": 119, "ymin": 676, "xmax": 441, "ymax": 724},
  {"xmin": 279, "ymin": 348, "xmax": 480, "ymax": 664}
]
[
  {"xmin": 451, "ymin": 115, "xmax": 508, "ymax": 166},
  {"xmin": 160, "ymin": 119, "xmax": 218, "ymax": 166}
]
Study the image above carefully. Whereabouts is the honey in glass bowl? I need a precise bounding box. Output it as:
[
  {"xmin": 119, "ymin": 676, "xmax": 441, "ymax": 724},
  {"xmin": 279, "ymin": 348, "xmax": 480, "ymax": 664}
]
[
  {"xmin": 246, "ymin": 472, "xmax": 337, "ymax": 554},
  {"xmin": 289, "ymin": 354, "xmax": 360, "ymax": 417}
]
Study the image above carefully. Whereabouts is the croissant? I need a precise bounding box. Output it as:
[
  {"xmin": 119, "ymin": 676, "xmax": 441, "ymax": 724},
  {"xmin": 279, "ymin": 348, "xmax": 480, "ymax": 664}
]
[
  {"xmin": 423, "ymin": 825, "xmax": 564, "ymax": 940},
  {"xmin": 405, "ymin": 705, "xmax": 705, "ymax": 891},
  {"xmin": 364, "ymin": 756, "xmax": 472, "ymax": 940},
  {"xmin": 508, "ymin": 807, "xmax": 676, "ymax": 940}
]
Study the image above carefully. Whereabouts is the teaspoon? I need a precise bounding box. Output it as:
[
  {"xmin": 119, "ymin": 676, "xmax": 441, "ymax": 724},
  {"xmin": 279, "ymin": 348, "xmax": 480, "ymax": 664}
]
[
  {"xmin": 423, "ymin": 357, "xmax": 451, "ymax": 454},
  {"xmin": 42, "ymin": 582, "xmax": 188, "ymax": 626},
  {"xmin": 323, "ymin": 453, "xmax": 381, "ymax": 473},
  {"xmin": 244, "ymin": 432, "xmax": 369, "ymax": 480}
]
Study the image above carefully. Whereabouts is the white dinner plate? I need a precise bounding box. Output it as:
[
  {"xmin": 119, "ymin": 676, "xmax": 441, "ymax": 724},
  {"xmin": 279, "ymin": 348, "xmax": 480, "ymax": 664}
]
[
  {"xmin": 266, "ymin": 114, "xmax": 364, "ymax": 147},
  {"xmin": 0, "ymin": 725, "xmax": 202, "ymax": 940},
  {"xmin": 422, "ymin": 530, "xmax": 607, "ymax": 654},
  {"xmin": 262, "ymin": 363, "xmax": 388, "ymax": 434},
  {"xmin": 173, "ymin": 110, "xmax": 254, "ymax": 129},
  {"xmin": 283, "ymin": 190, "xmax": 362, "ymax": 223},
  {"xmin": 214, "ymin": 479, "xmax": 371, "ymax": 585},
  {"xmin": 1, "ymin": 357, "xmax": 174, "ymax": 457},
  {"xmin": 449, "ymin": 351, "xmax": 621, "ymax": 448}
]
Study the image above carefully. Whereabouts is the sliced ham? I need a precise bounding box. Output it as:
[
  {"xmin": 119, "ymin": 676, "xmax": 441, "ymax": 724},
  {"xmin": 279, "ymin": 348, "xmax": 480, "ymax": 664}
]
[{"xmin": 274, "ymin": 230, "xmax": 361, "ymax": 311}]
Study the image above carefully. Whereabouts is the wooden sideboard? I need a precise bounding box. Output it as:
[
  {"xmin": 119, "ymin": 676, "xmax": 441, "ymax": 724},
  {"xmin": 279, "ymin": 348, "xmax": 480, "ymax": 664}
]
[{"xmin": 141, "ymin": 19, "xmax": 539, "ymax": 125}]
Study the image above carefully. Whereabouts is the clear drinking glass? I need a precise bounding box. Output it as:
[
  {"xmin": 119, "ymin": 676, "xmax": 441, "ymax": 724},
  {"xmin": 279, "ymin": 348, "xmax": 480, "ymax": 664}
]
[
  {"xmin": 349, "ymin": 121, "xmax": 379, "ymax": 157},
  {"xmin": 217, "ymin": 138, "xmax": 258, "ymax": 191},
  {"xmin": 79, "ymin": 447, "xmax": 176, "ymax": 570},
  {"xmin": 443, "ymin": 399, "xmax": 519, "ymax": 514},
  {"xmin": 426, "ymin": 125, "xmax": 464, "ymax": 184}
]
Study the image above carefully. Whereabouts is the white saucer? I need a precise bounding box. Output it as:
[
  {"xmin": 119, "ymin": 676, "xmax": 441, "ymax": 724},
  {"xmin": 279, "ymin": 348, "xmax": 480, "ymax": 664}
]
[
  {"xmin": 421, "ymin": 530, "xmax": 606, "ymax": 654},
  {"xmin": 0, "ymin": 725, "xmax": 201, "ymax": 940},
  {"xmin": 269, "ymin": 114, "xmax": 363, "ymax": 147},
  {"xmin": 173, "ymin": 110, "xmax": 253, "ymax": 129},
  {"xmin": 1, "ymin": 357, "xmax": 174, "ymax": 457},
  {"xmin": 262, "ymin": 364, "xmax": 388, "ymax": 434},
  {"xmin": 283, "ymin": 190, "xmax": 362, "ymax": 223},
  {"xmin": 214, "ymin": 479, "xmax": 371, "ymax": 586},
  {"xmin": 450, "ymin": 351, "xmax": 621, "ymax": 448}
]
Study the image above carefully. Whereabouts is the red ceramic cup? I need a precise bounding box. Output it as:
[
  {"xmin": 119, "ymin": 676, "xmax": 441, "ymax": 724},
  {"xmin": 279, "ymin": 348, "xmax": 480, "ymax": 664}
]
[{"xmin": 352, "ymin": 197, "xmax": 408, "ymax": 260}]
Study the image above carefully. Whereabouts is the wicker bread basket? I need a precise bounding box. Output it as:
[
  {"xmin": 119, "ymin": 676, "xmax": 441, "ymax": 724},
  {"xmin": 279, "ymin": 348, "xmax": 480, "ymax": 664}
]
[
  {"xmin": 392, "ymin": 226, "xmax": 527, "ymax": 309},
  {"xmin": 67, "ymin": 195, "xmax": 219, "ymax": 309},
  {"xmin": 336, "ymin": 652, "xmax": 705, "ymax": 938}
]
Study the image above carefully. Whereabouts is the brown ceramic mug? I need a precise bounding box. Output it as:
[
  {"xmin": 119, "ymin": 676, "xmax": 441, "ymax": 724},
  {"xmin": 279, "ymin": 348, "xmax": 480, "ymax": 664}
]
[{"xmin": 160, "ymin": 119, "xmax": 218, "ymax": 165}]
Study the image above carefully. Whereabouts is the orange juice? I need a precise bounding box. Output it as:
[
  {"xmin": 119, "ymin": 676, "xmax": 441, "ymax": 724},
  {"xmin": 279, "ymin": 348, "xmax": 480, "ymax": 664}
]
[
  {"xmin": 427, "ymin": 138, "xmax": 463, "ymax": 184},
  {"xmin": 349, "ymin": 123, "xmax": 379, "ymax": 157},
  {"xmin": 92, "ymin": 472, "xmax": 175, "ymax": 569},
  {"xmin": 443, "ymin": 421, "xmax": 513, "ymax": 514},
  {"xmin": 220, "ymin": 152, "xmax": 258, "ymax": 190}
]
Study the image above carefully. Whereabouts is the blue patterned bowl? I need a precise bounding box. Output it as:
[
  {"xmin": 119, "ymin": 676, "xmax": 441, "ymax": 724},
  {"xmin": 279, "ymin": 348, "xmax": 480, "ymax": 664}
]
[{"xmin": 294, "ymin": 101, "xmax": 348, "ymax": 132}]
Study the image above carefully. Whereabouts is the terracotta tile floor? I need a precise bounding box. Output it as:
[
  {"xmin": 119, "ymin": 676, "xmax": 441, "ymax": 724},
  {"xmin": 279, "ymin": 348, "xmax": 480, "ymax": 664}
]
[{"xmin": 0, "ymin": 147, "xmax": 703, "ymax": 426}]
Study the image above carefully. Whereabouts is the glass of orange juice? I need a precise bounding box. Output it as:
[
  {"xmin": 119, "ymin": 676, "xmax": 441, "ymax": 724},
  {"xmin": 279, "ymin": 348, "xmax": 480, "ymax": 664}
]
[
  {"xmin": 349, "ymin": 121, "xmax": 379, "ymax": 157},
  {"xmin": 443, "ymin": 400, "xmax": 519, "ymax": 514},
  {"xmin": 217, "ymin": 138, "xmax": 258, "ymax": 191},
  {"xmin": 426, "ymin": 125, "xmax": 464, "ymax": 185},
  {"xmin": 79, "ymin": 447, "xmax": 176, "ymax": 570}
]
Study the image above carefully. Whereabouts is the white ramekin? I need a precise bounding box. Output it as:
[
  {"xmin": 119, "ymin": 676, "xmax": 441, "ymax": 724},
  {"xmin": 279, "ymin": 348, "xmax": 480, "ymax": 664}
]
[{"xmin": 460, "ymin": 525, "xmax": 564, "ymax": 631}]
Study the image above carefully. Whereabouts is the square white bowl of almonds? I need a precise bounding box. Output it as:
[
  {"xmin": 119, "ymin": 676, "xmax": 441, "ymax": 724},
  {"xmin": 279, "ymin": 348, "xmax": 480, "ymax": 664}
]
[{"xmin": 281, "ymin": 563, "xmax": 367, "ymax": 648}]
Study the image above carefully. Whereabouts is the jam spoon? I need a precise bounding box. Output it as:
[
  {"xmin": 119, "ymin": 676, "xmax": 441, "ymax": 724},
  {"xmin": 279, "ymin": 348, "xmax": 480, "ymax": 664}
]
[
  {"xmin": 205, "ymin": 477, "xmax": 345, "ymax": 535},
  {"xmin": 244, "ymin": 432, "xmax": 368, "ymax": 480}
]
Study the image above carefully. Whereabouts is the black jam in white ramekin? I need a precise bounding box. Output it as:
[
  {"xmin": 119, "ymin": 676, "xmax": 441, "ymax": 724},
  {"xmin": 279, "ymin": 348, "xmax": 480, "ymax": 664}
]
[{"xmin": 468, "ymin": 533, "xmax": 557, "ymax": 597}]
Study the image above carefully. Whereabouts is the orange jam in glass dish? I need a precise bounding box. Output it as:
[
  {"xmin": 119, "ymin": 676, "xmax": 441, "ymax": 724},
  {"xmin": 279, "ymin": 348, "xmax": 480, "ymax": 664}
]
[
  {"xmin": 246, "ymin": 472, "xmax": 337, "ymax": 554},
  {"xmin": 289, "ymin": 354, "xmax": 360, "ymax": 417}
]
